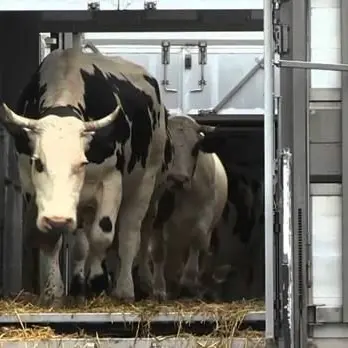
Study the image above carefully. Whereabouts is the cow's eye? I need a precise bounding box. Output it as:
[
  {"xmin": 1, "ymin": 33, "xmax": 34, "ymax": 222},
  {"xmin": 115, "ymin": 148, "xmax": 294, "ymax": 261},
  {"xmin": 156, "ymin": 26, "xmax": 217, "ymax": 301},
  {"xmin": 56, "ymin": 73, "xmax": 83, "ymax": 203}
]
[
  {"xmin": 80, "ymin": 160, "xmax": 89, "ymax": 167},
  {"xmin": 32, "ymin": 157, "xmax": 44, "ymax": 173}
]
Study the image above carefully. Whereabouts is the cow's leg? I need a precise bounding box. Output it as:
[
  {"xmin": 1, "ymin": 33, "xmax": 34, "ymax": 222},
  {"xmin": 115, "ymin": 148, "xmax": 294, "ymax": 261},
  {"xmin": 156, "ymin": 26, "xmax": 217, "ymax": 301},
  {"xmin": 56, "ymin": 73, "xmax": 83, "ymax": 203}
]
[
  {"xmin": 86, "ymin": 172, "xmax": 122, "ymax": 297},
  {"xmin": 137, "ymin": 211, "xmax": 156, "ymax": 297},
  {"xmin": 69, "ymin": 228, "xmax": 89, "ymax": 304},
  {"xmin": 111, "ymin": 168, "xmax": 158, "ymax": 302},
  {"xmin": 149, "ymin": 189, "xmax": 177, "ymax": 301},
  {"xmin": 180, "ymin": 211, "xmax": 214, "ymax": 295},
  {"xmin": 151, "ymin": 226, "xmax": 167, "ymax": 301},
  {"xmin": 38, "ymin": 233, "xmax": 64, "ymax": 308},
  {"xmin": 136, "ymin": 198, "xmax": 160, "ymax": 297},
  {"xmin": 70, "ymin": 206, "xmax": 96, "ymax": 302},
  {"xmin": 180, "ymin": 247, "xmax": 200, "ymax": 297}
]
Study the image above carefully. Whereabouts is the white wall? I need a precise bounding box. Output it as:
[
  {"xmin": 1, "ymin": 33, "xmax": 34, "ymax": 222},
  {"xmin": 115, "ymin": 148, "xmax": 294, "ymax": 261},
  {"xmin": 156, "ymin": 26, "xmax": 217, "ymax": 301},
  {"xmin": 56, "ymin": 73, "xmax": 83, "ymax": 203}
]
[
  {"xmin": 310, "ymin": 0, "xmax": 341, "ymax": 89},
  {"xmin": 310, "ymin": 0, "xmax": 342, "ymax": 307}
]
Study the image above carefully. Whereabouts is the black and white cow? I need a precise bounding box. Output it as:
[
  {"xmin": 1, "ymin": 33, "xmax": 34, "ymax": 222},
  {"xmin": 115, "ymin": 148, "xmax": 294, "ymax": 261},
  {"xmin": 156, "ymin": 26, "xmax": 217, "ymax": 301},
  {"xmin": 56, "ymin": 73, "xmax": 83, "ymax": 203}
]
[
  {"xmin": 134, "ymin": 115, "xmax": 228, "ymax": 301},
  {"xmin": 0, "ymin": 47, "xmax": 170, "ymax": 306},
  {"xmin": 200, "ymin": 171, "xmax": 264, "ymax": 302}
]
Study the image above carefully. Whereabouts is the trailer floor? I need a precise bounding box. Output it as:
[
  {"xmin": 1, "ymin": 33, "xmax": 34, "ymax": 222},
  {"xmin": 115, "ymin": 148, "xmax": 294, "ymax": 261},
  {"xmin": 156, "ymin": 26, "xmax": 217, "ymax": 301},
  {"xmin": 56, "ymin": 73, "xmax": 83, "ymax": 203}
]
[
  {"xmin": 0, "ymin": 337, "xmax": 266, "ymax": 347},
  {"xmin": 0, "ymin": 295, "xmax": 265, "ymax": 344}
]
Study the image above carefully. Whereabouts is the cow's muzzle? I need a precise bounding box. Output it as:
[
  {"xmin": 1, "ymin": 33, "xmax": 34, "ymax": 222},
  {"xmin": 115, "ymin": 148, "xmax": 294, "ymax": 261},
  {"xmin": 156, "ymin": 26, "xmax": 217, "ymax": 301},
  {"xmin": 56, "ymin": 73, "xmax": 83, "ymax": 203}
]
[
  {"xmin": 42, "ymin": 216, "xmax": 74, "ymax": 231},
  {"xmin": 167, "ymin": 174, "xmax": 190, "ymax": 190}
]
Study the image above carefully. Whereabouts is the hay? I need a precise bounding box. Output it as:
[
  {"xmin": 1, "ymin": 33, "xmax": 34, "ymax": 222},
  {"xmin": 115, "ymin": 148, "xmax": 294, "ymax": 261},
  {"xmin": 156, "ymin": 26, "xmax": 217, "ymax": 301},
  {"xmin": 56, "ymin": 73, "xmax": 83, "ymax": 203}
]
[
  {"xmin": 0, "ymin": 291, "xmax": 265, "ymax": 340},
  {"xmin": 0, "ymin": 326, "xmax": 82, "ymax": 340},
  {"xmin": 0, "ymin": 291, "xmax": 265, "ymax": 314}
]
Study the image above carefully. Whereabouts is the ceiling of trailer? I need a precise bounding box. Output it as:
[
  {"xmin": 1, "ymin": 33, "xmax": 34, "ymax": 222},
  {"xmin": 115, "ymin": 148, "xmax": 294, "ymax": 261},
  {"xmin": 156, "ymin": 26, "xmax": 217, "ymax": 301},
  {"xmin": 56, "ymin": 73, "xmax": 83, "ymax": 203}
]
[{"xmin": 0, "ymin": 0, "xmax": 263, "ymax": 10}]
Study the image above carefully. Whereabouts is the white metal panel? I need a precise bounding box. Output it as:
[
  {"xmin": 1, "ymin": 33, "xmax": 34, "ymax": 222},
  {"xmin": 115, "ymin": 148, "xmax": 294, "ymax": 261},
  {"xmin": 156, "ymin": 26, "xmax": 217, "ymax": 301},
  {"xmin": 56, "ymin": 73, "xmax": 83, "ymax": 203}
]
[
  {"xmin": 311, "ymin": 188, "xmax": 342, "ymax": 306},
  {"xmin": 183, "ymin": 47, "xmax": 264, "ymax": 113},
  {"xmin": 310, "ymin": 1, "xmax": 341, "ymax": 89},
  {"xmin": 94, "ymin": 44, "xmax": 264, "ymax": 114}
]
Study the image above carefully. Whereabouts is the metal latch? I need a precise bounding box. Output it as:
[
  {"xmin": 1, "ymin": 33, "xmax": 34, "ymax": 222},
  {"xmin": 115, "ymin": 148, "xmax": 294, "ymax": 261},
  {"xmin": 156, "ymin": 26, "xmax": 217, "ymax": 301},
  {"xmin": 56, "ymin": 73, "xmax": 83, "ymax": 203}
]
[
  {"xmin": 190, "ymin": 41, "xmax": 208, "ymax": 93},
  {"xmin": 161, "ymin": 41, "xmax": 178, "ymax": 93},
  {"xmin": 274, "ymin": 24, "xmax": 289, "ymax": 55},
  {"xmin": 273, "ymin": 0, "xmax": 290, "ymax": 10},
  {"xmin": 87, "ymin": 1, "xmax": 100, "ymax": 11},
  {"xmin": 307, "ymin": 305, "xmax": 318, "ymax": 324},
  {"xmin": 144, "ymin": 0, "xmax": 157, "ymax": 10}
]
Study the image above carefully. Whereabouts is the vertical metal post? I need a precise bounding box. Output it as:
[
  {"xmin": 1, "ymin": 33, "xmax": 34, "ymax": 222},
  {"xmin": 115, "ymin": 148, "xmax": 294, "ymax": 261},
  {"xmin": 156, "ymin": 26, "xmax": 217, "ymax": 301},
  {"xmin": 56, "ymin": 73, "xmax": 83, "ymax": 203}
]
[
  {"xmin": 281, "ymin": 148, "xmax": 294, "ymax": 348},
  {"xmin": 278, "ymin": 0, "xmax": 309, "ymax": 346},
  {"xmin": 264, "ymin": 0, "xmax": 275, "ymax": 340},
  {"xmin": 72, "ymin": 33, "xmax": 82, "ymax": 48},
  {"xmin": 341, "ymin": 0, "xmax": 348, "ymax": 322},
  {"xmin": 291, "ymin": 1, "xmax": 310, "ymax": 346}
]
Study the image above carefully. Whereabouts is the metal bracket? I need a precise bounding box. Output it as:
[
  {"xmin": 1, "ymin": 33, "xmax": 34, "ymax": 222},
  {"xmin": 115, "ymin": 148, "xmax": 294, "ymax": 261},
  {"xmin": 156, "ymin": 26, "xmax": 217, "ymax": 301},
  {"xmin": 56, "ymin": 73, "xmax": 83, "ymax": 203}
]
[
  {"xmin": 307, "ymin": 305, "xmax": 318, "ymax": 324},
  {"xmin": 273, "ymin": 0, "xmax": 290, "ymax": 10},
  {"xmin": 190, "ymin": 41, "xmax": 208, "ymax": 93},
  {"xmin": 87, "ymin": 1, "xmax": 100, "ymax": 11},
  {"xmin": 44, "ymin": 37, "xmax": 57, "ymax": 48},
  {"xmin": 83, "ymin": 41, "xmax": 101, "ymax": 54},
  {"xmin": 274, "ymin": 24, "xmax": 289, "ymax": 55},
  {"xmin": 161, "ymin": 41, "xmax": 178, "ymax": 93},
  {"xmin": 144, "ymin": 0, "xmax": 157, "ymax": 10}
]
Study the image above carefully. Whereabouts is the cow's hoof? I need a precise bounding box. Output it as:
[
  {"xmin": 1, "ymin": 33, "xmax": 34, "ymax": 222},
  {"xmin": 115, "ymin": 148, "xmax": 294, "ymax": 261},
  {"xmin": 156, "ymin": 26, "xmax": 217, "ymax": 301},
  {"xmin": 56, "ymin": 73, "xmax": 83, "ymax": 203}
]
[
  {"xmin": 67, "ymin": 295, "xmax": 86, "ymax": 307},
  {"xmin": 110, "ymin": 289, "xmax": 135, "ymax": 303},
  {"xmin": 138, "ymin": 280, "xmax": 153, "ymax": 297},
  {"xmin": 38, "ymin": 295, "xmax": 65, "ymax": 309},
  {"xmin": 152, "ymin": 290, "xmax": 167, "ymax": 303}
]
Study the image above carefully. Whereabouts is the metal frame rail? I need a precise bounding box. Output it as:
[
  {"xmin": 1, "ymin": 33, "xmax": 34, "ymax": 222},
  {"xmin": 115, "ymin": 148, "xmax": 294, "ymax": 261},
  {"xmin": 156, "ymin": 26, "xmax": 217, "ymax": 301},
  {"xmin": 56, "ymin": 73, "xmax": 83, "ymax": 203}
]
[
  {"xmin": 0, "ymin": 312, "xmax": 264, "ymax": 324},
  {"xmin": 0, "ymin": 338, "xmax": 265, "ymax": 348},
  {"xmin": 0, "ymin": 10, "xmax": 263, "ymax": 33}
]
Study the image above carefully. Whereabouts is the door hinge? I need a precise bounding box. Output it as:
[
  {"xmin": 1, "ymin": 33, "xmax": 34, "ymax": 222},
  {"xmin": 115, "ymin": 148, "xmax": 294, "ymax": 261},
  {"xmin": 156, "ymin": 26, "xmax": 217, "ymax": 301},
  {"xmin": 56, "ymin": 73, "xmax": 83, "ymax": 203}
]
[
  {"xmin": 274, "ymin": 297, "xmax": 282, "ymax": 336},
  {"xmin": 273, "ymin": 0, "xmax": 291, "ymax": 10},
  {"xmin": 306, "ymin": 244, "xmax": 313, "ymax": 289},
  {"xmin": 274, "ymin": 210, "xmax": 281, "ymax": 234},
  {"xmin": 274, "ymin": 24, "xmax": 290, "ymax": 55},
  {"xmin": 307, "ymin": 305, "xmax": 317, "ymax": 324}
]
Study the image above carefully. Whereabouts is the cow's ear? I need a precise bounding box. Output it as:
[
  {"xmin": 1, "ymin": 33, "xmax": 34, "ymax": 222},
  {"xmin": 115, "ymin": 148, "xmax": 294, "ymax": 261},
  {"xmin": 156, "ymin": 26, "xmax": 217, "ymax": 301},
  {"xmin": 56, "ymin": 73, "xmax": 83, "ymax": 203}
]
[{"xmin": 195, "ymin": 132, "xmax": 220, "ymax": 153}]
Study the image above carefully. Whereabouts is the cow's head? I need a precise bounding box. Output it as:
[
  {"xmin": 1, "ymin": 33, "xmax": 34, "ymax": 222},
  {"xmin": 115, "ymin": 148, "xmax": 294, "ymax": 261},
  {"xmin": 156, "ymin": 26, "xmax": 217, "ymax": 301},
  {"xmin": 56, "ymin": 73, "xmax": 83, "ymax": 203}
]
[
  {"xmin": 0, "ymin": 103, "xmax": 121, "ymax": 233},
  {"xmin": 167, "ymin": 115, "xmax": 218, "ymax": 189}
]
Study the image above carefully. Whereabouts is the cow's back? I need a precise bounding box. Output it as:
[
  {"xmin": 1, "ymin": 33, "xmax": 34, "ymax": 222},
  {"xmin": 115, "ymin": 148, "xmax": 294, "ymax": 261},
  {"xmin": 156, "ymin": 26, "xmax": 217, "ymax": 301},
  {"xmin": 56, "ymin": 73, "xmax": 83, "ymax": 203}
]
[{"xmin": 19, "ymin": 48, "xmax": 164, "ymax": 124}]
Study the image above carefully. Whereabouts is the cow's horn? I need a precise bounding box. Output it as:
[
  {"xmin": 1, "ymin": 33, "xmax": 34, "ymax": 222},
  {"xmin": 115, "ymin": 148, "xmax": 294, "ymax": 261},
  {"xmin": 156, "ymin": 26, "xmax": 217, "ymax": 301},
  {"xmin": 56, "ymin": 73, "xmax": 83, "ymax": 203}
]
[
  {"xmin": 198, "ymin": 125, "xmax": 216, "ymax": 133},
  {"xmin": 0, "ymin": 103, "xmax": 38, "ymax": 129},
  {"xmin": 84, "ymin": 105, "xmax": 122, "ymax": 132}
]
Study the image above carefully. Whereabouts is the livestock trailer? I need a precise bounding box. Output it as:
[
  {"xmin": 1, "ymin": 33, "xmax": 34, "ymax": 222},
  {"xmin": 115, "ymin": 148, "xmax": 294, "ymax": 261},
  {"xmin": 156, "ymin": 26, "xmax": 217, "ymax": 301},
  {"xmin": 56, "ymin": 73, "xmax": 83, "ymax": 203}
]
[{"xmin": 0, "ymin": 0, "xmax": 347, "ymax": 346}]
